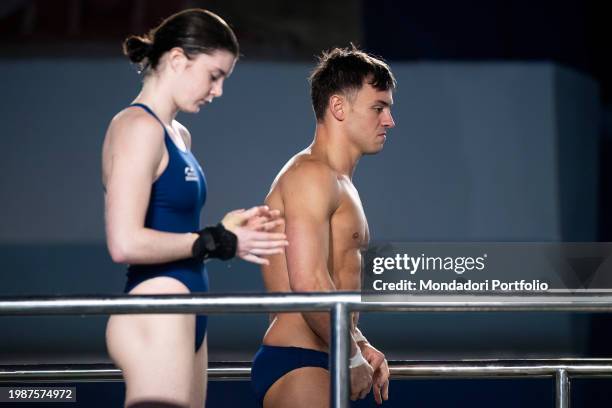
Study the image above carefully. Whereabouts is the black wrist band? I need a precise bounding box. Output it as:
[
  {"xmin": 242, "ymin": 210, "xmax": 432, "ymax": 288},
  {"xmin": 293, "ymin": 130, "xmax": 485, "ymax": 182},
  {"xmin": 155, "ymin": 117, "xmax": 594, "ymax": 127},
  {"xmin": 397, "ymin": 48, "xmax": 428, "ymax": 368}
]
[{"xmin": 191, "ymin": 223, "xmax": 237, "ymax": 261}]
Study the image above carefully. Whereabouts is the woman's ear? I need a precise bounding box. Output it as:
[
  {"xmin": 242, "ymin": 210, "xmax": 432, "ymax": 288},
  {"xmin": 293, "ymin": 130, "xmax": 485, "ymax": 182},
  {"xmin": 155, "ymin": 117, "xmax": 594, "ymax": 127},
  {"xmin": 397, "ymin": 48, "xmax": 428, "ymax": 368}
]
[{"xmin": 166, "ymin": 47, "xmax": 188, "ymax": 73}]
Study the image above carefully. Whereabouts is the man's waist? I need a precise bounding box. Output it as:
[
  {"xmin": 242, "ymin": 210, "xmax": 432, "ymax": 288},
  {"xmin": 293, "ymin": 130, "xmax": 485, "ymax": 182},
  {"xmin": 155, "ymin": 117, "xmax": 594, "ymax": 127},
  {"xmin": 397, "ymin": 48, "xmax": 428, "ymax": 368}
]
[{"xmin": 263, "ymin": 313, "xmax": 329, "ymax": 352}]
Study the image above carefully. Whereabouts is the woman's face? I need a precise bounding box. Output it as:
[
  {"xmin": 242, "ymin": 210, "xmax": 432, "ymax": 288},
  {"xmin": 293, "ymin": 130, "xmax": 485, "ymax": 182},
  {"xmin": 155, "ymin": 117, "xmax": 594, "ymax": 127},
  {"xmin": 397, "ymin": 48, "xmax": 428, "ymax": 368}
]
[{"xmin": 174, "ymin": 49, "xmax": 237, "ymax": 113}]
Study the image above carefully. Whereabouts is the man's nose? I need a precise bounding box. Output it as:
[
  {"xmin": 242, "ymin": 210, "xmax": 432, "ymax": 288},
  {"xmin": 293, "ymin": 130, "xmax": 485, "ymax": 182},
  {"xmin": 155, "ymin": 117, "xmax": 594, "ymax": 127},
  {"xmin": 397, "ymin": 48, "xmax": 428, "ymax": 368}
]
[{"xmin": 382, "ymin": 111, "xmax": 395, "ymax": 128}]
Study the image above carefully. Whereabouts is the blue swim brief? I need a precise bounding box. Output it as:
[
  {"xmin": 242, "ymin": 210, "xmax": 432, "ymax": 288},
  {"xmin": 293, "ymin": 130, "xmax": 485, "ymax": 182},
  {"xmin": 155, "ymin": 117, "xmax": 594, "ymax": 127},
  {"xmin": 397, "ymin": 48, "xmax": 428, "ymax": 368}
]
[{"xmin": 251, "ymin": 345, "xmax": 329, "ymax": 406}]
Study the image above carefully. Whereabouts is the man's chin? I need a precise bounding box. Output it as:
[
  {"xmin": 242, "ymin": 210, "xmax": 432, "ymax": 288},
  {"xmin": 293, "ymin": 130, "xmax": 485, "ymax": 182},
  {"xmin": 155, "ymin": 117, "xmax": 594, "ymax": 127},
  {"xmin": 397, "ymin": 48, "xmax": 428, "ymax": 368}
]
[{"xmin": 364, "ymin": 144, "xmax": 385, "ymax": 155}]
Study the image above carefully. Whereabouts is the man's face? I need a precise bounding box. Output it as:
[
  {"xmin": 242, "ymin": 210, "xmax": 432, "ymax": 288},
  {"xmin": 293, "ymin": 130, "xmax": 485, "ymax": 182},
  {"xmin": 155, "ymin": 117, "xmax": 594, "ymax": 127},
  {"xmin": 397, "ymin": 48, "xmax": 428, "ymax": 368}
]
[{"xmin": 344, "ymin": 81, "xmax": 395, "ymax": 155}]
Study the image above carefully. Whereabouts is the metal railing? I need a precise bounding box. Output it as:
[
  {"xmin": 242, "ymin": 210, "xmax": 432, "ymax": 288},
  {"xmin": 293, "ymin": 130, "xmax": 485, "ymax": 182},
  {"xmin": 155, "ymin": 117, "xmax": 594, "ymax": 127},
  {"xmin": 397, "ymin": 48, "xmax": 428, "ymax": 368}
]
[
  {"xmin": 3, "ymin": 291, "xmax": 612, "ymax": 407},
  {"xmin": 4, "ymin": 359, "xmax": 612, "ymax": 381}
]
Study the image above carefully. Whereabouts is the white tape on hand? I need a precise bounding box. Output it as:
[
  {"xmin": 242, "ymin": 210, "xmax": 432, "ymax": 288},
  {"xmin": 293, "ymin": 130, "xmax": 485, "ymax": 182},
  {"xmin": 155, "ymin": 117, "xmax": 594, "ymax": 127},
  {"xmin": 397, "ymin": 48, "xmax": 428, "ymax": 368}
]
[{"xmin": 349, "ymin": 348, "xmax": 368, "ymax": 368}]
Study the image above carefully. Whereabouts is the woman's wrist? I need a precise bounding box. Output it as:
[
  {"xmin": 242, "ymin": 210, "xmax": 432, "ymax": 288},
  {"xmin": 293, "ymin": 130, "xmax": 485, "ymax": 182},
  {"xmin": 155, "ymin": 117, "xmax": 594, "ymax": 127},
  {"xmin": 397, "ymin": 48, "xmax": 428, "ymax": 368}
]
[{"xmin": 191, "ymin": 223, "xmax": 237, "ymax": 261}]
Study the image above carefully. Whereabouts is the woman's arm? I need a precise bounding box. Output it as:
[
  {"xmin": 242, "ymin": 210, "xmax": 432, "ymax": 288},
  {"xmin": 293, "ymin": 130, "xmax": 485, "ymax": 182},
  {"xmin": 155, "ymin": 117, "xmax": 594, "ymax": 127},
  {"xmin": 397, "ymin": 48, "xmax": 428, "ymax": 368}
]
[{"xmin": 103, "ymin": 111, "xmax": 197, "ymax": 264}]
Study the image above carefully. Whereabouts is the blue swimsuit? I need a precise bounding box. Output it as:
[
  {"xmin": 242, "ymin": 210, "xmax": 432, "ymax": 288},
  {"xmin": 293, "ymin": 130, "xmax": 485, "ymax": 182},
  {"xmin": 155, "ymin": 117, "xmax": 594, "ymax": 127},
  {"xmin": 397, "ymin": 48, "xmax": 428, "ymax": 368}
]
[
  {"xmin": 251, "ymin": 345, "xmax": 329, "ymax": 405},
  {"xmin": 251, "ymin": 345, "xmax": 374, "ymax": 406},
  {"xmin": 124, "ymin": 103, "xmax": 209, "ymax": 352}
]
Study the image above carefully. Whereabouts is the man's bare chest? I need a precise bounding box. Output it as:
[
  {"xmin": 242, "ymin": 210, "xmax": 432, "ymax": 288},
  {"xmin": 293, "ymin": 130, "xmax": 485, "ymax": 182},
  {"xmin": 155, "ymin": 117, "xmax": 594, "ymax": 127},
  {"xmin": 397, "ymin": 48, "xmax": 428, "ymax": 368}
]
[{"xmin": 331, "ymin": 183, "xmax": 369, "ymax": 250}]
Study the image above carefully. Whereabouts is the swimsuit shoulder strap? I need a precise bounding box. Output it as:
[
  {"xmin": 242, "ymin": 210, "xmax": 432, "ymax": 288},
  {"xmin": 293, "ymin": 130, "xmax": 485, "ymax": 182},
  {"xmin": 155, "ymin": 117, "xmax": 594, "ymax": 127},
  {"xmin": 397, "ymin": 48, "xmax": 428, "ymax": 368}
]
[{"xmin": 129, "ymin": 103, "xmax": 166, "ymax": 130}]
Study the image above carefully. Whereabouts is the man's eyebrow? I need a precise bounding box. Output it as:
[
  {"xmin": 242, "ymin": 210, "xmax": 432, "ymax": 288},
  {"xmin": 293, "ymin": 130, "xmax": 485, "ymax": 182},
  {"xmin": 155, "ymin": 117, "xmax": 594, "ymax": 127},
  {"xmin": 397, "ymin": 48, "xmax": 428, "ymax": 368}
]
[{"xmin": 374, "ymin": 99, "xmax": 393, "ymax": 107}]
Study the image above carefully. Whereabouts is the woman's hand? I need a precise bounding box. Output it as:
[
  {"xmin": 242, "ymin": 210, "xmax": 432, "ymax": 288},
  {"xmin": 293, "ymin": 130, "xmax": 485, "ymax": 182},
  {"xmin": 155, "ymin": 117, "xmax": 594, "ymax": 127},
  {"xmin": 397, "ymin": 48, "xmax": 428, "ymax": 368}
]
[{"xmin": 221, "ymin": 206, "xmax": 288, "ymax": 265}]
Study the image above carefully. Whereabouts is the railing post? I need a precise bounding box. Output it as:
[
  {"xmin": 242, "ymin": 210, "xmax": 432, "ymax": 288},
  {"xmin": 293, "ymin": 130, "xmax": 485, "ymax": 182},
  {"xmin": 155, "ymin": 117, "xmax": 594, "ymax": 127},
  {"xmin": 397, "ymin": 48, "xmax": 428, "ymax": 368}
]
[
  {"xmin": 555, "ymin": 369, "xmax": 570, "ymax": 408},
  {"xmin": 330, "ymin": 302, "xmax": 350, "ymax": 408}
]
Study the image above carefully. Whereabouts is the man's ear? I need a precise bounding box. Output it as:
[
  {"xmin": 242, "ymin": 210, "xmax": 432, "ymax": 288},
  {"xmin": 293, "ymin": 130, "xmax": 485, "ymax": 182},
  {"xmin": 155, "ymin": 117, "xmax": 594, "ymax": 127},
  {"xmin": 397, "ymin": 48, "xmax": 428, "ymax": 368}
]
[{"xmin": 328, "ymin": 94, "xmax": 346, "ymax": 121}]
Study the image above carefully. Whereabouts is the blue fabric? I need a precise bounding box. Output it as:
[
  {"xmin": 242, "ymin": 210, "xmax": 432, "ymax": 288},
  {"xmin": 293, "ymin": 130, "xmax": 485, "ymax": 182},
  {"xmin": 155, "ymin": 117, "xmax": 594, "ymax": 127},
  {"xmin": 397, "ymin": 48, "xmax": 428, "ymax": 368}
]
[
  {"xmin": 124, "ymin": 103, "xmax": 208, "ymax": 352},
  {"xmin": 251, "ymin": 345, "xmax": 329, "ymax": 406}
]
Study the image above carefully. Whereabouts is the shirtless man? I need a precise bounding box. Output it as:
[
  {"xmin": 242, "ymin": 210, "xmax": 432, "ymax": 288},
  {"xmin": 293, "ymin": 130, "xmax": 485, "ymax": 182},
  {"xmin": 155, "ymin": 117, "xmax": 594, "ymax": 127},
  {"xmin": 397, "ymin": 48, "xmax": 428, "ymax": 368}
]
[{"xmin": 251, "ymin": 47, "xmax": 396, "ymax": 407}]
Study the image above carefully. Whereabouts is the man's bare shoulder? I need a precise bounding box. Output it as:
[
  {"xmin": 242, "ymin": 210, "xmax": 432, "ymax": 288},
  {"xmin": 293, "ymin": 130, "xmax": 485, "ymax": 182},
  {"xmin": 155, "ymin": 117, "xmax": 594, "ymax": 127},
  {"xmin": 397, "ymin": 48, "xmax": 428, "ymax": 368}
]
[
  {"xmin": 272, "ymin": 154, "xmax": 340, "ymax": 212},
  {"xmin": 279, "ymin": 154, "xmax": 337, "ymax": 189}
]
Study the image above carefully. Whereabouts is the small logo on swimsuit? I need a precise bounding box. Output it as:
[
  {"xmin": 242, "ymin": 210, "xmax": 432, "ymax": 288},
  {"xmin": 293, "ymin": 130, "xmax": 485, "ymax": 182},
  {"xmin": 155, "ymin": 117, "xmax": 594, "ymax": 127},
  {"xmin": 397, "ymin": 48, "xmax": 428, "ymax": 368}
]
[{"xmin": 185, "ymin": 166, "xmax": 198, "ymax": 182}]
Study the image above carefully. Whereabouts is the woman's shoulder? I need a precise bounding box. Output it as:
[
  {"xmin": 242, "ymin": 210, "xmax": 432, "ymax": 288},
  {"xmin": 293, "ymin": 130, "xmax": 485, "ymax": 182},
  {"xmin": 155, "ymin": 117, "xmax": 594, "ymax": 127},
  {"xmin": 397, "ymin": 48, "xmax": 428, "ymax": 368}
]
[{"xmin": 107, "ymin": 106, "xmax": 165, "ymax": 147}]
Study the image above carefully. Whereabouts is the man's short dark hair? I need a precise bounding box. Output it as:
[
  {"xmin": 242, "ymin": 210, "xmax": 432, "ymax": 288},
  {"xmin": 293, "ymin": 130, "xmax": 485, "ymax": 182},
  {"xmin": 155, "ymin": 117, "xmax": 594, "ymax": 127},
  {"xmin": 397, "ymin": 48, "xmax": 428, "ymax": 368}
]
[{"xmin": 309, "ymin": 46, "xmax": 396, "ymax": 121}]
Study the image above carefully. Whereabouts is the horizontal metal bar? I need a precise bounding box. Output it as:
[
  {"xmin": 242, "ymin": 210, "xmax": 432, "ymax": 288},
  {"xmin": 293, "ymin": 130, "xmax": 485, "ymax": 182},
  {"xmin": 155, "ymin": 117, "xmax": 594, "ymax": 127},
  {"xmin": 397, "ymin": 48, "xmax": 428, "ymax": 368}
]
[
  {"xmin": 389, "ymin": 359, "xmax": 612, "ymax": 378},
  {"xmin": 0, "ymin": 293, "xmax": 358, "ymax": 316},
  {"xmin": 0, "ymin": 362, "xmax": 252, "ymax": 383},
  {"xmin": 4, "ymin": 292, "xmax": 612, "ymax": 316},
  {"xmin": 353, "ymin": 293, "xmax": 612, "ymax": 312},
  {"xmin": 3, "ymin": 360, "xmax": 612, "ymax": 383}
]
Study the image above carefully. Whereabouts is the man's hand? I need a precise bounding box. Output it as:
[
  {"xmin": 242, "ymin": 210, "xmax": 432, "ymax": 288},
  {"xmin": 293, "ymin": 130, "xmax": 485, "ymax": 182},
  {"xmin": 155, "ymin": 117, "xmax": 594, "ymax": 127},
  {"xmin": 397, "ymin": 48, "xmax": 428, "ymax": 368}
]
[
  {"xmin": 350, "ymin": 360, "xmax": 374, "ymax": 401},
  {"xmin": 360, "ymin": 343, "xmax": 390, "ymax": 404}
]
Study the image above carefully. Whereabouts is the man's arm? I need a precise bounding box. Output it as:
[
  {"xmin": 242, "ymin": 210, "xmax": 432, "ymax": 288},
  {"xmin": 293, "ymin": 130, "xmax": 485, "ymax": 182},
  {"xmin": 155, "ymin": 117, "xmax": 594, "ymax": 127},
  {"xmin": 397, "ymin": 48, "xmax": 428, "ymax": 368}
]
[{"xmin": 281, "ymin": 162, "xmax": 359, "ymax": 354}]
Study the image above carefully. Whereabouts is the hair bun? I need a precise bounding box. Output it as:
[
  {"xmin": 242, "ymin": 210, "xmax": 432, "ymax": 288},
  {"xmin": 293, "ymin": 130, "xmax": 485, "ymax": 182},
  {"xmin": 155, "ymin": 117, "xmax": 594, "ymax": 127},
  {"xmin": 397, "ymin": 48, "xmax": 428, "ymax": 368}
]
[{"xmin": 122, "ymin": 36, "xmax": 153, "ymax": 64}]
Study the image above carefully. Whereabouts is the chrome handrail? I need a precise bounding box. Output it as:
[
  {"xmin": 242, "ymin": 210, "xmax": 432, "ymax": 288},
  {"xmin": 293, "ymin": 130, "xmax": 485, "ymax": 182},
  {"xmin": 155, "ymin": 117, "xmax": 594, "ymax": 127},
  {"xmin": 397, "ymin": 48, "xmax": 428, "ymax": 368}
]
[
  {"xmin": 4, "ymin": 292, "xmax": 612, "ymax": 315},
  {"xmin": 3, "ymin": 359, "xmax": 612, "ymax": 382}
]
